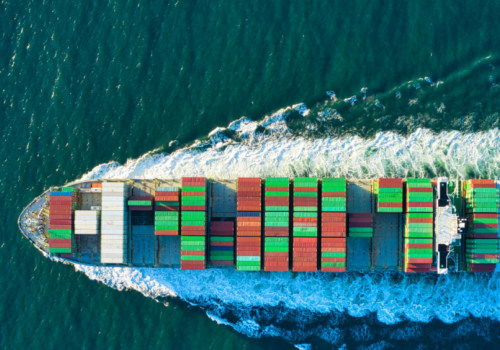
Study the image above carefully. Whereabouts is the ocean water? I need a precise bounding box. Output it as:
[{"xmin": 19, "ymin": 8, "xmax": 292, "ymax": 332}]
[{"xmin": 1, "ymin": 0, "xmax": 500, "ymax": 349}]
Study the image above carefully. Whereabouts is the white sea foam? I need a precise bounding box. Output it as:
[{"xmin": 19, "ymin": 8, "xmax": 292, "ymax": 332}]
[
  {"xmin": 80, "ymin": 115, "xmax": 500, "ymax": 181},
  {"xmin": 71, "ymin": 264, "xmax": 500, "ymax": 339},
  {"xmin": 71, "ymin": 108, "xmax": 500, "ymax": 343}
]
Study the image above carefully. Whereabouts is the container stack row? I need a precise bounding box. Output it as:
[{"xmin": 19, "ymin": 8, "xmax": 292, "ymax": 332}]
[
  {"xmin": 375, "ymin": 178, "xmax": 403, "ymax": 213},
  {"xmin": 155, "ymin": 186, "xmax": 180, "ymax": 235},
  {"xmin": 321, "ymin": 178, "xmax": 347, "ymax": 272},
  {"xmin": 180, "ymin": 177, "xmax": 207, "ymax": 270},
  {"xmin": 100, "ymin": 182, "xmax": 129, "ymax": 264},
  {"xmin": 74, "ymin": 210, "xmax": 100, "ymax": 235},
  {"xmin": 49, "ymin": 187, "xmax": 77, "ymax": 254},
  {"xmin": 403, "ymin": 179, "xmax": 433, "ymax": 273},
  {"xmin": 405, "ymin": 179, "xmax": 433, "ymax": 213},
  {"xmin": 209, "ymin": 221, "xmax": 234, "ymax": 266},
  {"xmin": 127, "ymin": 196, "xmax": 153, "ymax": 211},
  {"xmin": 236, "ymin": 178, "xmax": 262, "ymax": 271},
  {"xmin": 464, "ymin": 179, "xmax": 499, "ymax": 272},
  {"xmin": 292, "ymin": 177, "xmax": 318, "ymax": 272},
  {"xmin": 264, "ymin": 177, "xmax": 290, "ymax": 271},
  {"xmin": 348, "ymin": 214, "xmax": 373, "ymax": 237}
]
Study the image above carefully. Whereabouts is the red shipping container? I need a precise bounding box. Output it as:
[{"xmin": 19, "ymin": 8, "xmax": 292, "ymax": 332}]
[
  {"xmin": 264, "ymin": 228, "xmax": 289, "ymax": 237},
  {"xmin": 265, "ymin": 198, "xmax": 289, "ymax": 205},
  {"xmin": 407, "ymin": 187, "xmax": 433, "ymax": 192},
  {"xmin": 210, "ymin": 260, "xmax": 233, "ymax": 266},
  {"xmin": 468, "ymin": 254, "xmax": 499, "ymax": 259},
  {"xmin": 238, "ymin": 236, "xmax": 261, "ymax": 243},
  {"xmin": 468, "ymin": 179, "xmax": 495, "ymax": 184},
  {"xmin": 155, "ymin": 191, "xmax": 179, "ymax": 196},
  {"xmin": 182, "ymin": 177, "xmax": 206, "ymax": 184},
  {"xmin": 210, "ymin": 241, "xmax": 233, "ymax": 247},
  {"xmin": 467, "ymin": 233, "xmax": 498, "ymax": 239},
  {"xmin": 50, "ymin": 197, "xmax": 73, "ymax": 203},
  {"xmin": 293, "ymin": 267, "xmax": 317, "ymax": 272},
  {"xmin": 407, "ymin": 218, "xmax": 433, "ymax": 223},
  {"xmin": 294, "ymin": 187, "xmax": 317, "ymax": 192},
  {"xmin": 321, "ymin": 257, "xmax": 345, "ymax": 263},
  {"xmin": 265, "ymin": 186, "xmax": 289, "ymax": 192},
  {"xmin": 405, "ymin": 258, "xmax": 432, "ymax": 263},
  {"xmin": 405, "ymin": 268, "xmax": 430, "ymax": 273},
  {"xmin": 322, "ymin": 247, "xmax": 346, "ymax": 253},
  {"xmin": 471, "ymin": 213, "xmax": 498, "ymax": 219},
  {"xmin": 155, "ymin": 196, "xmax": 179, "ymax": 201},
  {"xmin": 181, "ymin": 250, "xmax": 205, "ymax": 256},
  {"xmin": 182, "ymin": 191, "xmax": 206, "ymax": 196},
  {"xmin": 322, "ymin": 222, "xmax": 346, "ymax": 227},
  {"xmin": 408, "ymin": 202, "xmax": 433, "ymax": 207},
  {"xmin": 322, "ymin": 192, "xmax": 346, "ymax": 197},
  {"xmin": 211, "ymin": 222, "xmax": 234, "ymax": 229},
  {"xmin": 405, "ymin": 243, "xmax": 433, "ymax": 249},
  {"xmin": 321, "ymin": 267, "xmax": 346, "ymax": 272},
  {"xmin": 468, "ymin": 263, "xmax": 496, "ymax": 272},
  {"xmin": 49, "ymin": 239, "xmax": 72, "ymax": 248},
  {"xmin": 181, "ymin": 205, "xmax": 206, "ymax": 211},
  {"xmin": 293, "ymin": 198, "xmax": 317, "ymax": 205},
  {"xmin": 471, "ymin": 223, "xmax": 498, "ymax": 229},
  {"xmin": 378, "ymin": 178, "xmax": 403, "ymax": 187},
  {"xmin": 49, "ymin": 219, "xmax": 72, "ymax": 225},
  {"xmin": 264, "ymin": 266, "xmax": 288, "ymax": 272},
  {"xmin": 378, "ymin": 202, "xmax": 403, "ymax": 208},
  {"xmin": 265, "ymin": 252, "xmax": 288, "ymax": 258},
  {"xmin": 49, "ymin": 214, "xmax": 72, "ymax": 220},
  {"xmin": 155, "ymin": 230, "xmax": 178, "ymax": 236},
  {"xmin": 237, "ymin": 231, "xmax": 261, "ymax": 237},
  {"xmin": 237, "ymin": 251, "xmax": 261, "ymax": 257}
]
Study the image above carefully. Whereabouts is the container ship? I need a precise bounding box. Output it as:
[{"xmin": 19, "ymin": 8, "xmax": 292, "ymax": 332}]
[{"xmin": 18, "ymin": 177, "xmax": 500, "ymax": 273}]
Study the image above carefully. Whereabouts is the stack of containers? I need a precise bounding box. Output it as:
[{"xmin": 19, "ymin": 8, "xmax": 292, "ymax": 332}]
[
  {"xmin": 348, "ymin": 214, "xmax": 373, "ymax": 237},
  {"xmin": 209, "ymin": 221, "xmax": 234, "ymax": 266},
  {"xmin": 180, "ymin": 177, "xmax": 207, "ymax": 270},
  {"xmin": 374, "ymin": 178, "xmax": 403, "ymax": 213},
  {"xmin": 498, "ymin": 180, "xmax": 500, "ymax": 241},
  {"xmin": 155, "ymin": 186, "xmax": 180, "ymax": 211},
  {"xmin": 155, "ymin": 186, "xmax": 179, "ymax": 235},
  {"xmin": 264, "ymin": 177, "xmax": 290, "ymax": 271},
  {"xmin": 404, "ymin": 179, "xmax": 433, "ymax": 273},
  {"xmin": 127, "ymin": 196, "xmax": 153, "ymax": 211},
  {"xmin": 321, "ymin": 178, "xmax": 347, "ymax": 272},
  {"xmin": 292, "ymin": 177, "xmax": 318, "ymax": 272},
  {"xmin": 405, "ymin": 179, "xmax": 433, "ymax": 213},
  {"xmin": 48, "ymin": 188, "xmax": 77, "ymax": 254},
  {"xmin": 236, "ymin": 178, "xmax": 262, "ymax": 271},
  {"xmin": 321, "ymin": 178, "xmax": 347, "ymax": 212},
  {"xmin": 74, "ymin": 210, "xmax": 100, "ymax": 235},
  {"xmin": 464, "ymin": 179, "xmax": 500, "ymax": 272},
  {"xmin": 101, "ymin": 182, "xmax": 128, "ymax": 264}
]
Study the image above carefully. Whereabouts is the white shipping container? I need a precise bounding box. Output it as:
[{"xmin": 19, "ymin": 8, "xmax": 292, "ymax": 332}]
[
  {"xmin": 101, "ymin": 207, "xmax": 126, "ymax": 211},
  {"xmin": 75, "ymin": 221, "xmax": 99, "ymax": 225},
  {"xmin": 75, "ymin": 225, "xmax": 99, "ymax": 231},
  {"xmin": 75, "ymin": 231, "xmax": 98, "ymax": 235},
  {"xmin": 101, "ymin": 243, "xmax": 126, "ymax": 250},
  {"xmin": 101, "ymin": 230, "xmax": 126, "ymax": 235},
  {"xmin": 101, "ymin": 236, "xmax": 127, "ymax": 242},
  {"xmin": 75, "ymin": 210, "xmax": 100, "ymax": 216}
]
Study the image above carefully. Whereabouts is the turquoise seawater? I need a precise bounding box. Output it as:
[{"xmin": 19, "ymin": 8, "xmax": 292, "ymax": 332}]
[{"xmin": 1, "ymin": 1, "xmax": 500, "ymax": 348}]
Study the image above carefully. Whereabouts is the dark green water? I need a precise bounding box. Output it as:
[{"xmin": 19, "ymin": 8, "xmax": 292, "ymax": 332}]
[{"xmin": 1, "ymin": 1, "xmax": 500, "ymax": 348}]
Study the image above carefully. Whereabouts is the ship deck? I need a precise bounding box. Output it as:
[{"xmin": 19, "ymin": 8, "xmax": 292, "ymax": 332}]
[{"xmin": 21, "ymin": 179, "xmax": 411, "ymax": 271}]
